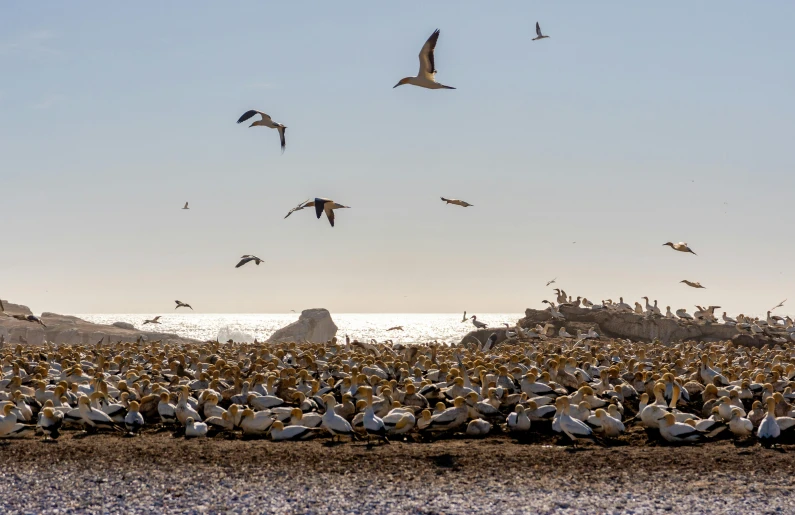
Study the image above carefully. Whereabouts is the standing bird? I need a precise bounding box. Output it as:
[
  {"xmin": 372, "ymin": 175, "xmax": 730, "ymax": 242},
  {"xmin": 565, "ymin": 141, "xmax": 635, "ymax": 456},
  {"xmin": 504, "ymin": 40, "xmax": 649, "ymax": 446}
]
[
  {"xmin": 182, "ymin": 202, "xmax": 189, "ymax": 210},
  {"xmin": 470, "ymin": 315, "xmax": 487, "ymax": 329},
  {"xmin": 440, "ymin": 197, "xmax": 473, "ymax": 207},
  {"xmin": 532, "ymin": 22, "xmax": 550, "ymax": 41},
  {"xmin": 236, "ymin": 255, "xmax": 263, "ymax": 268},
  {"xmin": 143, "ymin": 316, "xmax": 161, "ymax": 325},
  {"xmin": 236, "ymin": 110, "xmax": 287, "ymax": 153},
  {"xmin": 314, "ymin": 198, "xmax": 350, "ymax": 227},
  {"xmin": 124, "ymin": 401, "xmax": 144, "ymax": 435},
  {"xmin": 680, "ymin": 280, "xmax": 706, "ymax": 289},
  {"xmin": 174, "ymin": 300, "xmax": 193, "ymax": 310},
  {"xmin": 663, "ymin": 242, "xmax": 697, "ymax": 255},
  {"xmin": 394, "ymin": 29, "xmax": 455, "ymax": 90}
]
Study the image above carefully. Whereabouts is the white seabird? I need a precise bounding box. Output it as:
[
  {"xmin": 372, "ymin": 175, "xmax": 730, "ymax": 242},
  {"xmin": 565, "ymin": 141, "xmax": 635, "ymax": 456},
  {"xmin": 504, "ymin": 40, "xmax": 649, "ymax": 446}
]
[
  {"xmin": 182, "ymin": 202, "xmax": 189, "ymax": 210},
  {"xmin": 143, "ymin": 316, "xmax": 161, "ymax": 325},
  {"xmin": 440, "ymin": 197, "xmax": 473, "ymax": 207},
  {"xmin": 174, "ymin": 300, "xmax": 193, "ymax": 310},
  {"xmin": 470, "ymin": 315, "xmax": 487, "ymax": 329},
  {"xmin": 532, "ymin": 22, "xmax": 549, "ymax": 41},
  {"xmin": 236, "ymin": 110, "xmax": 287, "ymax": 153},
  {"xmin": 236, "ymin": 255, "xmax": 263, "ymax": 268},
  {"xmin": 680, "ymin": 280, "xmax": 706, "ymax": 289},
  {"xmin": 663, "ymin": 242, "xmax": 697, "ymax": 255},
  {"xmin": 393, "ymin": 29, "xmax": 455, "ymax": 90}
]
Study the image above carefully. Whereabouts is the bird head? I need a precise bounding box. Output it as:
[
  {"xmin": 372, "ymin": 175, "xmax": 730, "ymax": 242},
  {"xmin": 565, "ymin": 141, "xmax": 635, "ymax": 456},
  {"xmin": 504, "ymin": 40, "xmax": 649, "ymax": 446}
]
[{"xmin": 393, "ymin": 77, "xmax": 410, "ymax": 88}]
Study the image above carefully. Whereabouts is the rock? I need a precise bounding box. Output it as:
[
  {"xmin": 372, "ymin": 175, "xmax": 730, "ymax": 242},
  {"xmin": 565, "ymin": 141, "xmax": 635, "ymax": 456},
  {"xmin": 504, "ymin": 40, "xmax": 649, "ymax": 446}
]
[
  {"xmin": 0, "ymin": 300, "xmax": 33, "ymax": 316},
  {"xmin": 268, "ymin": 309, "xmax": 338, "ymax": 344},
  {"xmin": 0, "ymin": 299, "xmax": 201, "ymax": 346}
]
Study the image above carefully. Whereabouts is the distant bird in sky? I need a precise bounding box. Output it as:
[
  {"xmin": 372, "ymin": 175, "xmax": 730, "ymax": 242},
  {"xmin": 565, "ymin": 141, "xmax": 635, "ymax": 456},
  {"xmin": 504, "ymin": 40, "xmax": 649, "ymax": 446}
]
[
  {"xmin": 680, "ymin": 280, "xmax": 706, "ymax": 289},
  {"xmin": 143, "ymin": 316, "xmax": 161, "ymax": 325},
  {"xmin": 236, "ymin": 110, "xmax": 287, "ymax": 153},
  {"xmin": 387, "ymin": 326, "xmax": 404, "ymax": 331},
  {"xmin": 290, "ymin": 310, "xmax": 296, "ymax": 313},
  {"xmin": 441, "ymin": 197, "xmax": 473, "ymax": 207},
  {"xmin": 174, "ymin": 300, "xmax": 193, "ymax": 310},
  {"xmin": 284, "ymin": 199, "xmax": 313, "ymax": 219},
  {"xmin": 771, "ymin": 299, "xmax": 787, "ymax": 311},
  {"xmin": 461, "ymin": 311, "xmax": 467, "ymax": 323},
  {"xmin": 394, "ymin": 29, "xmax": 455, "ymax": 90},
  {"xmin": 236, "ymin": 255, "xmax": 263, "ymax": 268},
  {"xmin": 546, "ymin": 277, "xmax": 557, "ymax": 287},
  {"xmin": 182, "ymin": 202, "xmax": 189, "ymax": 210},
  {"xmin": 314, "ymin": 198, "xmax": 350, "ymax": 227},
  {"xmin": 532, "ymin": 22, "xmax": 549, "ymax": 41},
  {"xmin": 470, "ymin": 315, "xmax": 487, "ymax": 329},
  {"xmin": 663, "ymin": 242, "xmax": 697, "ymax": 255}
]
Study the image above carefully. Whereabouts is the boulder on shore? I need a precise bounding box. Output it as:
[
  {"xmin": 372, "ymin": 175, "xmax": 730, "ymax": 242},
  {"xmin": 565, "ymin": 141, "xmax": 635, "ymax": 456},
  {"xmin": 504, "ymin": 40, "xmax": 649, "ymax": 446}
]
[
  {"xmin": 0, "ymin": 301, "xmax": 201, "ymax": 346},
  {"xmin": 268, "ymin": 309, "xmax": 338, "ymax": 344}
]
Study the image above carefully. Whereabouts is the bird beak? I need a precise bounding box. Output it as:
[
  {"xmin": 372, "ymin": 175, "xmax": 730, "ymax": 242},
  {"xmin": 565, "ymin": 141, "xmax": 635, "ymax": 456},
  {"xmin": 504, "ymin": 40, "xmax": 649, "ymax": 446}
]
[{"xmin": 393, "ymin": 82, "xmax": 402, "ymax": 89}]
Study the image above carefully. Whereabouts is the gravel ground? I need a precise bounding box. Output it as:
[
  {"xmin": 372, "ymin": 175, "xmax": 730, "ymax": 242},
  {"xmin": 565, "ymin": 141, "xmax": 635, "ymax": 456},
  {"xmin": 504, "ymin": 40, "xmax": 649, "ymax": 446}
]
[{"xmin": 2, "ymin": 431, "xmax": 795, "ymax": 514}]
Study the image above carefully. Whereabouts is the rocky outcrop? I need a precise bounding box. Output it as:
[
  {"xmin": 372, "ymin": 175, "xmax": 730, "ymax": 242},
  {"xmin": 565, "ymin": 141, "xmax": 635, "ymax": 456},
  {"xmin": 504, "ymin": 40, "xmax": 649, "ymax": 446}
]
[
  {"xmin": 459, "ymin": 306, "xmax": 745, "ymax": 346},
  {"xmin": 1, "ymin": 301, "xmax": 201, "ymax": 346},
  {"xmin": 0, "ymin": 299, "xmax": 32, "ymax": 316},
  {"xmin": 268, "ymin": 309, "xmax": 338, "ymax": 344}
]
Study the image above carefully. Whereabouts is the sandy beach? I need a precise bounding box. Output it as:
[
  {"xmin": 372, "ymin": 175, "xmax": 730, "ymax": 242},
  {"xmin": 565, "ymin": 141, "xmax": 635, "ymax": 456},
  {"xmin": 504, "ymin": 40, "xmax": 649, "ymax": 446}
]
[{"xmin": 2, "ymin": 432, "xmax": 794, "ymax": 514}]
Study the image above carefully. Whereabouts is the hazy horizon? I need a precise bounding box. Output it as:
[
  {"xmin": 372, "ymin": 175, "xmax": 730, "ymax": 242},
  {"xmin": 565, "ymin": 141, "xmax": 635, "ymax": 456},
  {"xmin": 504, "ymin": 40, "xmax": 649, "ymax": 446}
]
[{"xmin": 2, "ymin": 2, "xmax": 794, "ymax": 317}]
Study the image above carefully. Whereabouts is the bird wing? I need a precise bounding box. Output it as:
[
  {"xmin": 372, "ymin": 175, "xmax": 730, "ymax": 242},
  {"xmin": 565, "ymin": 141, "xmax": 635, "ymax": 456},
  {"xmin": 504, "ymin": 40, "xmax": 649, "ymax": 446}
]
[
  {"xmin": 536, "ymin": 22, "xmax": 542, "ymax": 37},
  {"xmin": 0, "ymin": 298, "xmax": 4, "ymax": 312},
  {"xmin": 325, "ymin": 204, "xmax": 336, "ymax": 227},
  {"xmin": 278, "ymin": 126, "xmax": 286, "ymax": 153},
  {"xmin": 285, "ymin": 199, "xmax": 312, "ymax": 219},
  {"xmin": 418, "ymin": 29, "xmax": 440, "ymax": 79},
  {"xmin": 314, "ymin": 199, "xmax": 329, "ymax": 220},
  {"xmin": 236, "ymin": 110, "xmax": 270, "ymax": 124},
  {"xmin": 236, "ymin": 257, "xmax": 252, "ymax": 268},
  {"xmin": 183, "ymin": 202, "xmax": 188, "ymax": 209},
  {"xmin": 153, "ymin": 316, "xmax": 160, "ymax": 322}
]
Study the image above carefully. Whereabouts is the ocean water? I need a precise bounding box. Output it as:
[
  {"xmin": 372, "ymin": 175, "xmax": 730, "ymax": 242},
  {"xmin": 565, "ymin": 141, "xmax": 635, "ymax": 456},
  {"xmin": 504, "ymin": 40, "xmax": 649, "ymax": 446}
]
[{"xmin": 76, "ymin": 313, "xmax": 524, "ymax": 344}]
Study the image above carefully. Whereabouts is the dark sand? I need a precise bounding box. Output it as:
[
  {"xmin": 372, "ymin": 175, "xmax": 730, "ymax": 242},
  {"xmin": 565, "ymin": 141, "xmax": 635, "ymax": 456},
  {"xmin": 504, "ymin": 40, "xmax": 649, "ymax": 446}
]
[{"xmin": 2, "ymin": 429, "xmax": 794, "ymax": 514}]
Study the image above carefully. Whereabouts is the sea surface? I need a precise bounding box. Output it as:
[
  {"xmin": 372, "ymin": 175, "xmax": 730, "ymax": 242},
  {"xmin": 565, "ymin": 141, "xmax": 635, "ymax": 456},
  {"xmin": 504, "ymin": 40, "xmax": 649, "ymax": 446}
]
[{"xmin": 76, "ymin": 313, "xmax": 523, "ymax": 344}]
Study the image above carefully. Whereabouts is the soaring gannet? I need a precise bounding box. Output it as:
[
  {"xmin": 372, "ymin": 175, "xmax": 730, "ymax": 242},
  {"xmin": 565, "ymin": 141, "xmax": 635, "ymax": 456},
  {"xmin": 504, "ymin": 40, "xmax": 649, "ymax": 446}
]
[
  {"xmin": 386, "ymin": 326, "xmax": 404, "ymax": 331},
  {"xmin": 393, "ymin": 29, "xmax": 455, "ymax": 90},
  {"xmin": 313, "ymin": 198, "xmax": 350, "ymax": 227},
  {"xmin": 143, "ymin": 316, "xmax": 161, "ymax": 325},
  {"xmin": 469, "ymin": 315, "xmax": 487, "ymax": 329},
  {"xmin": 236, "ymin": 110, "xmax": 287, "ymax": 153},
  {"xmin": 440, "ymin": 197, "xmax": 473, "ymax": 207},
  {"xmin": 663, "ymin": 242, "xmax": 697, "ymax": 255},
  {"xmin": 174, "ymin": 300, "xmax": 193, "ymax": 310},
  {"xmin": 182, "ymin": 202, "xmax": 189, "ymax": 210},
  {"xmin": 771, "ymin": 299, "xmax": 787, "ymax": 311},
  {"xmin": 546, "ymin": 277, "xmax": 557, "ymax": 287},
  {"xmin": 236, "ymin": 255, "xmax": 263, "ymax": 268},
  {"xmin": 532, "ymin": 22, "xmax": 549, "ymax": 41},
  {"xmin": 680, "ymin": 280, "xmax": 705, "ymax": 289}
]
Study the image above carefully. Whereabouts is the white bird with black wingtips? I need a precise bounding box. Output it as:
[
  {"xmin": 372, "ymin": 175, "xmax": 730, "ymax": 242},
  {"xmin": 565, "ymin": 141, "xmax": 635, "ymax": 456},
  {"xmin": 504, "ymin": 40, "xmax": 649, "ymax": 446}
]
[
  {"xmin": 236, "ymin": 255, "xmax": 263, "ymax": 268},
  {"xmin": 532, "ymin": 22, "xmax": 549, "ymax": 41},
  {"xmin": 236, "ymin": 110, "xmax": 287, "ymax": 153},
  {"xmin": 394, "ymin": 29, "xmax": 455, "ymax": 90}
]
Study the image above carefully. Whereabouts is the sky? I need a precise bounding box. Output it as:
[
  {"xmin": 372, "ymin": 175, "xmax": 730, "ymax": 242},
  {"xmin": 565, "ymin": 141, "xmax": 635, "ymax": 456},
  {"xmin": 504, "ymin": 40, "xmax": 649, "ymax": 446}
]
[{"xmin": 1, "ymin": 2, "xmax": 795, "ymax": 316}]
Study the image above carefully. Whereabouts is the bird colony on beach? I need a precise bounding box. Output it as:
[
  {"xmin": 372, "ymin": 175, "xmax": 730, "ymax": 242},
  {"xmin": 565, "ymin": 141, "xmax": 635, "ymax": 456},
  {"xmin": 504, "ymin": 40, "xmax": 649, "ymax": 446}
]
[{"xmin": 2, "ymin": 324, "xmax": 795, "ymax": 448}]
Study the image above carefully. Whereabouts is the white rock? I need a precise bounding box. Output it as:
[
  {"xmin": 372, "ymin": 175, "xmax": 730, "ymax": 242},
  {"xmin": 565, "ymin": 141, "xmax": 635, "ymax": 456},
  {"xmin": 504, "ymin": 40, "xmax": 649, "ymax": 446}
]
[{"xmin": 268, "ymin": 309, "xmax": 338, "ymax": 344}]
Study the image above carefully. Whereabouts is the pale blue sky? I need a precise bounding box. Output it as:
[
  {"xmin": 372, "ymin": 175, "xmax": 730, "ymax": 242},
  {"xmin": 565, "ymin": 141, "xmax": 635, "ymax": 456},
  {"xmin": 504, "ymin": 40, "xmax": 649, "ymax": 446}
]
[{"xmin": 1, "ymin": 2, "xmax": 794, "ymax": 316}]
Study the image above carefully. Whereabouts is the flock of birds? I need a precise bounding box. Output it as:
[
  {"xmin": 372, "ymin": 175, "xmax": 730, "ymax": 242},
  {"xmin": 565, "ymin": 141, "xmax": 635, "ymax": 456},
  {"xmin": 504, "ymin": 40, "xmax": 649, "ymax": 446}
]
[{"xmin": 2, "ymin": 314, "xmax": 795, "ymax": 448}]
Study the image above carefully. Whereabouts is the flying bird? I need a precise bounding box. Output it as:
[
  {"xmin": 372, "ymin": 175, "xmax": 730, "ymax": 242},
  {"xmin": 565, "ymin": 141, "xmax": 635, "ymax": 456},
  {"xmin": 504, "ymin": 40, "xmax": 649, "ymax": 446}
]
[
  {"xmin": 236, "ymin": 255, "xmax": 263, "ymax": 268},
  {"xmin": 546, "ymin": 277, "xmax": 557, "ymax": 287},
  {"xmin": 236, "ymin": 110, "xmax": 287, "ymax": 153},
  {"xmin": 441, "ymin": 197, "xmax": 473, "ymax": 207},
  {"xmin": 143, "ymin": 316, "xmax": 161, "ymax": 325},
  {"xmin": 663, "ymin": 242, "xmax": 697, "ymax": 255},
  {"xmin": 461, "ymin": 311, "xmax": 467, "ymax": 323},
  {"xmin": 387, "ymin": 326, "xmax": 404, "ymax": 331},
  {"xmin": 393, "ymin": 29, "xmax": 456, "ymax": 90},
  {"xmin": 284, "ymin": 199, "xmax": 313, "ymax": 219},
  {"xmin": 174, "ymin": 300, "xmax": 193, "ymax": 310},
  {"xmin": 314, "ymin": 198, "xmax": 350, "ymax": 227},
  {"xmin": 533, "ymin": 22, "xmax": 549, "ymax": 41},
  {"xmin": 182, "ymin": 202, "xmax": 189, "ymax": 210},
  {"xmin": 680, "ymin": 280, "xmax": 706, "ymax": 289},
  {"xmin": 771, "ymin": 299, "xmax": 787, "ymax": 311}
]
